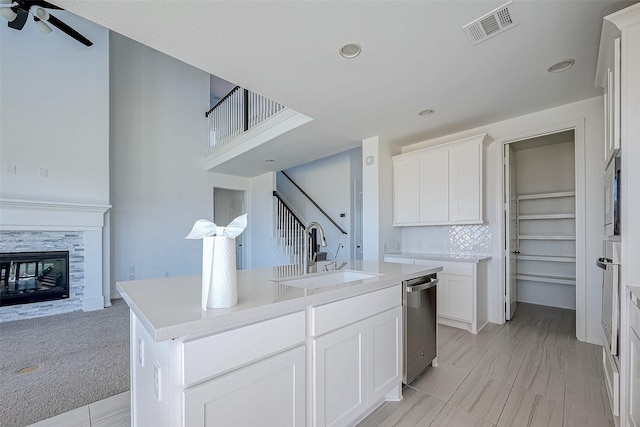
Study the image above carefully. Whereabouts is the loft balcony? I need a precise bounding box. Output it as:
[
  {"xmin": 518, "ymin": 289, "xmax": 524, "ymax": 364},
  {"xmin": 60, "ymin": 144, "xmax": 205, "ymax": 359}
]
[{"xmin": 204, "ymin": 86, "xmax": 312, "ymax": 172}]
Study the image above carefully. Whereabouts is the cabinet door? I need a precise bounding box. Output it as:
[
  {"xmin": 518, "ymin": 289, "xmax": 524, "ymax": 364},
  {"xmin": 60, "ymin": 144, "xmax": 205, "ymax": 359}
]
[
  {"xmin": 393, "ymin": 156, "xmax": 420, "ymax": 224},
  {"xmin": 438, "ymin": 273, "xmax": 473, "ymax": 322},
  {"xmin": 313, "ymin": 321, "xmax": 366, "ymax": 427},
  {"xmin": 449, "ymin": 142, "xmax": 482, "ymax": 223},
  {"xmin": 183, "ymin": 346, "xmax": 305, "ymax": 427},
  {"xmin": 630, "ymin": 325, "xmax": 640, "ymax": 427},
  {"xmin": 367, "ymin": 307, "xmax": 402, "ymax": 404},
  {"xmin": 419, "ymin": 150, "xmax": 449, "ymax": 223},
  {"xmin": 605, "ymin": 38, "xmax": 621, "ymax": 167}
]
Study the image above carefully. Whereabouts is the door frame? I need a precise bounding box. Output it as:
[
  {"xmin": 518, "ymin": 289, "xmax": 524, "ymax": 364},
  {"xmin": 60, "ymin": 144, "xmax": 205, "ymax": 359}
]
[
  {"xmin": 495, "ymin": 119, "xmax": 587, "ymax": 341},
  {"xmin": 504, "ymin": 143, "xmax": 517, "ymax": 320},
  {"xmin": 213, "ymin": 187, "xmax": 248, "ymax": 269}
]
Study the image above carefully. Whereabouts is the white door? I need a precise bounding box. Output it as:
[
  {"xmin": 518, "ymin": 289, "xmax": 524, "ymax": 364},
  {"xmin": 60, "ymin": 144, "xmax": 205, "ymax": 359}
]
[
  {"xmin": 505, "ymin": 144, "xmax": 517, "ymax": 320},
  {"xmin": 213, "ymin": 188, "xmax": 246, "ymax": 269}
]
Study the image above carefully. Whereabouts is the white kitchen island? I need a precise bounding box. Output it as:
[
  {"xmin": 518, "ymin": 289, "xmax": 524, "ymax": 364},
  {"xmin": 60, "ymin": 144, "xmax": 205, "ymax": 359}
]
[{"xmin": 117, "ymin": 260, "xmax": 442, "ymax": 427}]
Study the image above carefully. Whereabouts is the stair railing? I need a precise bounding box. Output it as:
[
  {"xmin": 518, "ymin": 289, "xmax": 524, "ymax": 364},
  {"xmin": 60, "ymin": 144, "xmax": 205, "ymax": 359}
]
[
  {"xmin": 273, "ymin": 191, "xmax": 305, "ymax": 263},
  {"xmin": 206, "ymin": 86, "xmax": 285, "ymax": 154},
  {"xmin": 279, "ymin": 171, "xmax": 348, "ymax": 235}
]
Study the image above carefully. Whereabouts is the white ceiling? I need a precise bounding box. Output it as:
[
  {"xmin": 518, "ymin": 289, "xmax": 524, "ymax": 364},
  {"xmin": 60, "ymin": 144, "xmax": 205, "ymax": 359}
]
[{"xmin": 51, "ymin": 0, "xmax": 636, "ymax": 177}]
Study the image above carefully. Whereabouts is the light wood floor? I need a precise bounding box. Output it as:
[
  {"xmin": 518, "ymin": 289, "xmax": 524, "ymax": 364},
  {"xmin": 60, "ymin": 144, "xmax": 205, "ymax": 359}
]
[
  {"xmin": 30, "ymin": 303, "xmax": 611, "ymax": 427},
  {"xmin": 359, "ymin": 302, "xmax": 613, "ymax": 427}
]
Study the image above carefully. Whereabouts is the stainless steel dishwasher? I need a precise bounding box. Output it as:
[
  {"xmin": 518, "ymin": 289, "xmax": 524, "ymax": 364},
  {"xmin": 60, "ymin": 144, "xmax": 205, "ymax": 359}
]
[{"xmin": 403, "ymin": 274, "xmax": 438, "ymax": 385}]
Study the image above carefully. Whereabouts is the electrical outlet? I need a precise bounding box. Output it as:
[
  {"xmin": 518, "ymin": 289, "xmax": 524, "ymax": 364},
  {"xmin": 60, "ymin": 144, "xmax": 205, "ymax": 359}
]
[
  {"xmin": 7, "ymin": 164, "xmax": 16, "ymax": 174},
  {"xmin": 153, "ymin": 361, "xmax": 162, "ymax": 401},
  {"xmin": 383, "ymin": 243, "xmax": 388, "ymax": 252},
  {"xmin": 138, "ymin": 338, "xmax": 144, "ymax": 367},
  {"xmin": 40, "ymin": 168, "xmax": 48, "ymax": 178}
]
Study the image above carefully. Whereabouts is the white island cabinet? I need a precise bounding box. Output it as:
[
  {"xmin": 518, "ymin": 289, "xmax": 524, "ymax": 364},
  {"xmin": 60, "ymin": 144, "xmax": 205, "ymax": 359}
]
[
  {"xmin": 130, "ymin": 309, "xmax": 306, "ymax": 427},
  {"xmin": 118, "ymin": 261, "xmax": 442, "ymax": 427},
  {"xmin": 311, "ymin": 285, "xmax": 402, "ymax": 427}
]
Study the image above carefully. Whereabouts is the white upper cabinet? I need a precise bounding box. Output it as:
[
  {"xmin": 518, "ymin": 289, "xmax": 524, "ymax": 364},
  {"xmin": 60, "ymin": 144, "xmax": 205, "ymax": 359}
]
[
  {"xmin": 393, "ymin": 155, "xmax": 420, "ymax": 224},
  {"xmin": 393, "ymin": 134, "xmax": 490, "ymax": 226},
  {"xmin": 602, "ymin": 37, "xmax": 621, "ymax": 168},
  {"xmin": 419, "ymin": 150, "xmax": 449, "ymax": 223},
  {"xmin": 449, "ymin": 141, "xmax": 482, "ymax": 223}
]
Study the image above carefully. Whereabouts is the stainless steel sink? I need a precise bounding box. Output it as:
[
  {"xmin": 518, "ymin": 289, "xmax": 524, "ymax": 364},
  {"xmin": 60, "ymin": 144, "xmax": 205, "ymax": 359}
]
[{"xmin": 272, "ymin": 270, "xmax": 381, "ymax": 289}]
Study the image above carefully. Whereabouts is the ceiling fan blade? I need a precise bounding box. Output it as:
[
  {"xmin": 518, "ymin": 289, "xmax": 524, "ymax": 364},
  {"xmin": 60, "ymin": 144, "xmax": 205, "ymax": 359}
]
[
  {"xmin": 26, "ymin": 1, "xmax": 63, "ymax": 10},
  {"xmin": 7, "ymin": 7, "xmax": 28, "ymax": 29},
  {"xmin": 46, "ymin": 12, "xmax": 92, "ymax": 46}
]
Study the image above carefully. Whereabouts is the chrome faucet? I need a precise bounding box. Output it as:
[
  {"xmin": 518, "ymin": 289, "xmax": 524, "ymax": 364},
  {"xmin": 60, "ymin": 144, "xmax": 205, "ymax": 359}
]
[{"xmin": 303, "ymin": 222, "xmax": 327, "ymax": 274}]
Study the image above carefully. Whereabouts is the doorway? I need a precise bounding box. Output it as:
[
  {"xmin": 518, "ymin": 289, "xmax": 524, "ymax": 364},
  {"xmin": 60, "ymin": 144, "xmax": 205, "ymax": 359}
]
[
  {"xmin": 504, "ymin": 130, "xmax": 577, "ymax": 320},
  {"xmin": 213, "ymin": 187, "xmax": 246, "ymax": 269}
]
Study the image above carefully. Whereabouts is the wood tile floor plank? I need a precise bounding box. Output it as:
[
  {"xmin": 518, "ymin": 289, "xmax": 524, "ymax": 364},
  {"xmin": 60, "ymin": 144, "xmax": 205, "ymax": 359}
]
[
  {"xmin": 429, "ymin": 403, "xmax": 495, "ymax": 427},
  {"xmin": 449, "ymin": 373, "xmax": 511, "ymax": 425},
  {"xmin": 496, "ymin": 388, "xmax": 564, "ymax": 427}
]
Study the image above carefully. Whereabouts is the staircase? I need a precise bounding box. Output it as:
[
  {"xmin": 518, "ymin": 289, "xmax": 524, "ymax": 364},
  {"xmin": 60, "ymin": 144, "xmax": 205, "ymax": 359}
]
[
  {"xmin": 273, "ymin": 191, "xmax": 305, "ymax": 264},
  {"xmin": 272, "ymin": 171, "xmax": 348, "ymax": 266}
]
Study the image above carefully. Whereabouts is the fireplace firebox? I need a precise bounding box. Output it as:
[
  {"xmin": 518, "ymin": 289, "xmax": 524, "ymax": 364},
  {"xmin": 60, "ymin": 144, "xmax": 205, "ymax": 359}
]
[{"xmin": 0, "ymin": 251, "xmax": 70, "ymax": 307}]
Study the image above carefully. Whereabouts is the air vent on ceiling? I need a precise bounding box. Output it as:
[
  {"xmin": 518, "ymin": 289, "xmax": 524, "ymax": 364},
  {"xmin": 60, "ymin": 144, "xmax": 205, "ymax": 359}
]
[{"xmin": 463, "ymin": 1, "xmax": 519, "ymax": 45}]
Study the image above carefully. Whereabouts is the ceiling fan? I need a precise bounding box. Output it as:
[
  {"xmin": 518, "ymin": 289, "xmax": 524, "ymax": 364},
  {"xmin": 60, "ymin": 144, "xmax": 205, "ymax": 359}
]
[{"xmin": 0, "ymin": 0, "xmax": 92, "ymax": 46}]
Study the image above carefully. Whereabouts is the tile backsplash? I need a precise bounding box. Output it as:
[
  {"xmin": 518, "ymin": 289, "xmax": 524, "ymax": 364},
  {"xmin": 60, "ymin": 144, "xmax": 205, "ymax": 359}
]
[{"xmin": 401, "ymin": 225, "xmax": 491, "ymax": 255}]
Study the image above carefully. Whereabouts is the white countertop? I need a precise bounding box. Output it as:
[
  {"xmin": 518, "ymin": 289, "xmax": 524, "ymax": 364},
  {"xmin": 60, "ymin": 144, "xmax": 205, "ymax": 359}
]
[
  {"xmin": 384, "ymin": 252, "xmax": 491, "ymax": 263},
  {"xmin": 117, "ymin": 260, "xmax": 442, "ymax": 342}
]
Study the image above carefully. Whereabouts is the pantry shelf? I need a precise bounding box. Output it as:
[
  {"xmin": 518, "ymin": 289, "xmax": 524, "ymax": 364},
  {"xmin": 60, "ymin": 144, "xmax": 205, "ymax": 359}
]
[
  {"xmin": 516, "ymin": 273, "xmax": 576, "ymax": 286},
  {"xmin": 517, "ymin": 235, "xmax": 576, "ymax": 240}
]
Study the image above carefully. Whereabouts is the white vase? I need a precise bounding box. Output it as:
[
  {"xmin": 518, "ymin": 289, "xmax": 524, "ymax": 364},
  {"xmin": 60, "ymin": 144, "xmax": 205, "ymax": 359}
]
[{"xmin": 201, "ymin": 236, "xmax": 237, "ymax": 309}]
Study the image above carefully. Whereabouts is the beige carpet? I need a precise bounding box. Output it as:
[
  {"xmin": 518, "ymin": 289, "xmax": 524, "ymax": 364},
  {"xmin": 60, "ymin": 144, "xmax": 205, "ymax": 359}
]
[{"xmin": 0, "ymin": 299, "xmax": 130, "ymax": 427}]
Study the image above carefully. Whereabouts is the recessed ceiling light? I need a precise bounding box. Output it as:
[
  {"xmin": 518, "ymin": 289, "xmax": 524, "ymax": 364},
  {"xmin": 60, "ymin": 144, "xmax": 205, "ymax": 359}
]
[
  {"xmin": 547, "ymin": 59, "xmax": 575, "ymax": 73},
  {"xmin": 419, "ymin": 109, "xmax": 435, "ymax": 116},
  {"xmin": 340, "ymin": 43, "xmax": 361, "ymax": 59}
]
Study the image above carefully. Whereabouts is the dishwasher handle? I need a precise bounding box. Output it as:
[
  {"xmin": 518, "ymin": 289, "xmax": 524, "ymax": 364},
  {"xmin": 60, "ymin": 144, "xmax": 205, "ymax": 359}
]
[{"xmin": 406, "ymin": 278, "xmax": 439, "ymax": 293}]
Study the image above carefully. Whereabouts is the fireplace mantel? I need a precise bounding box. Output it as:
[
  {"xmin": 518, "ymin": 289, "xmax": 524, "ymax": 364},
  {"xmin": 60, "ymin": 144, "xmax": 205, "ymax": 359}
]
[
  {"xmin": 0, "ymin": 198, "xmax": 112, "ymax": 320},
  {"xmin": 0, "ymin": 198, "xmax": 111, "ymax": 231}
]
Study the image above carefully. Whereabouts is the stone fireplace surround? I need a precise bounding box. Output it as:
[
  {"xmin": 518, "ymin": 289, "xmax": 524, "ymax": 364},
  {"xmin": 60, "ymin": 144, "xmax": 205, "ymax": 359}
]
[{"xmin": 0, "ymin": 199, "xmax": 110, "ymax": 322}]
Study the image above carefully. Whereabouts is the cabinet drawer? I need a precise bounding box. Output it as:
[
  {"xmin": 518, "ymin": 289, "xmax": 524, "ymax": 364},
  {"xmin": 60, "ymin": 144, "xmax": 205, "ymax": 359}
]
[
  {"xmin": 310, "ymin": 286, "xmax": 401, "ymax": 337},
  {"xmin": 416, "ymin": 260, "xmax": 474, "ymax": 276},
  {"xmin": 182, "ymin": 311, "xmax": 305, "ymax": 386},
  {"xmin": 438, "ymin": 262, "xmax": 473, "ymax": 276}
]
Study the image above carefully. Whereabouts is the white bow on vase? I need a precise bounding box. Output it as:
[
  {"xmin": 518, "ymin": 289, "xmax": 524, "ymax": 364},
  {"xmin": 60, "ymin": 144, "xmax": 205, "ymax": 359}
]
[{"xmin": 186, "ymin": 214, "xmax": 247, "ymax": 309}]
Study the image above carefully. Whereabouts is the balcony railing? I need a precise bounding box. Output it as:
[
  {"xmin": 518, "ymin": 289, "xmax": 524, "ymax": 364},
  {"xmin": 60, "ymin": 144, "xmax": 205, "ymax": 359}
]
[{"xmin": 206, "ymin": 86, "xmax": 285, "ymax": 154}]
